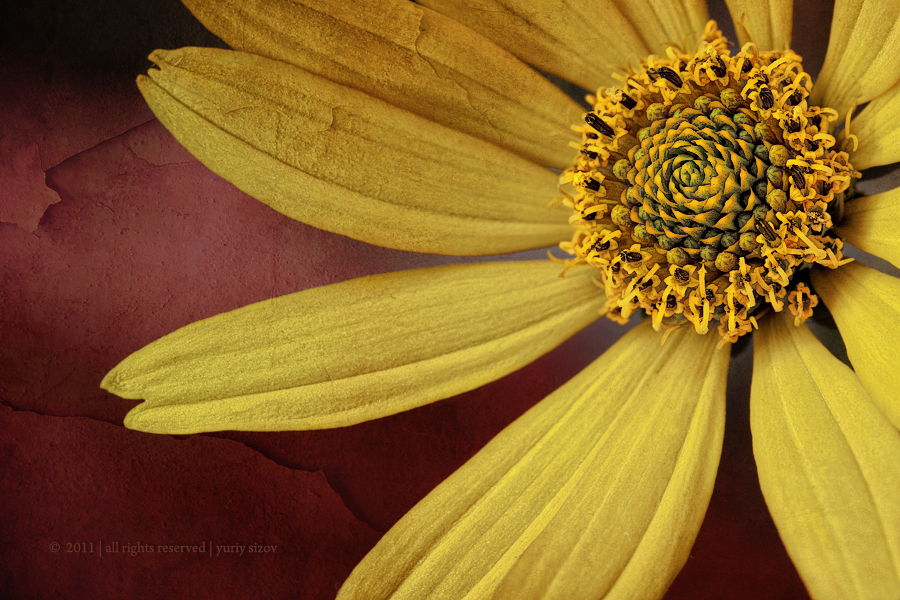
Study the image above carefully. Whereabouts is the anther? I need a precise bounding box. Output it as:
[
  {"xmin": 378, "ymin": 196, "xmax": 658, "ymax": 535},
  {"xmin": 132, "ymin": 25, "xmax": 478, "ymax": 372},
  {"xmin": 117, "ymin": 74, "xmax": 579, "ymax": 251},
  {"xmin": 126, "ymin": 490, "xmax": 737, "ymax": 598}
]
[
  {"xmin": 790, "ymin": 165, "xmax": 805, "ymax": 190},
  {"xmin": 758, "ymin": 86, "xmax": 774, "ymax": 109},
  {"xmin": 591, "ymin": 239, "xmax": 610, "ymax": 252},
  {"xmin": 656, "ymin": 67, "xmax": 683, "ymax": 88},
  {"xmin": 674, "ymin": 268, "xmax": 690, "ymax": 284},
  {"xmin": 619, "ymin": 93, "xmax": 637, "ymax": 109},
  {"xmin": 786, "ymin": 89, "xmax": 802, "ymax": 106},
  {"xmin": 621, "ymin": 250, "xmax": 643, "ymax": 263},
  {"xmin": 809, "ymin": 115, "xmax": 821, "ymax": 128},
  {"xmin": 741, "ymin": 59, "xmax": 753, "ymax": 73},
  {"xmin": 711, "ymin": 56, "xmax": 727, "ymax": 78},
  {"xmin": 584, "ymin": 178, "xmax": 602, "ymax": 191},
  {"xmin": 581, "ymin": 149, "xmax": 599, "ymax": 160},
  {"xmin": 786, "ymin": 119, "xmax": 800, "ymax": 133},
  {"xmin": 805, "ymin": 139, "xmax": 819, "ymax": 152},
  {"xmin": 756, "ymin": 220, "xmax": 779, "ymax": 243},
  {"xmin": 585, "ymin": 113, "xmax": 614, "ymax": 137}
]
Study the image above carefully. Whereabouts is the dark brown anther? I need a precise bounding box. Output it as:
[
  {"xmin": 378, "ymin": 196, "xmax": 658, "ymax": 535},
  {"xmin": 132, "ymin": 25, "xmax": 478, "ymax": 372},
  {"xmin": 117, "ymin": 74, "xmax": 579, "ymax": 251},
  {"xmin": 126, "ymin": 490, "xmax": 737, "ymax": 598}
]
[
  {"xmin": 679, "ymin": 59, "xmax": 688, "ymax": 71},
  {"xmin": 638, "ymin": 278, "xmax": 653, "ymax": 290},
  {"xmin": 581, "ymin": 148, "xmax": 599, "ymax": 160},
  {"xmin": 741, "ymin": 58, "xmax": 753, "ymax": 73},
  {"xmin": 758, "ymin": 86, "xmax": 774, "ymax": 109},
  {"xmin": 711, "ymin": 56, "xmax": 727, "ymax": 78},
  {"xmin": 585, "ymin": 113, "xmax": 614, "ymax": 136},
  {"xmin": 665, "ymin": 295, "xmax": 677, "ymax": 309},
  {"xmin": 584, "ymin": 178, "xmax": 602, "ymax": 191},
  {"xmin": 705, "ymin": 289, "xmax": 716, "ymax": 303},
  {"xmin": 787, "ymin": 217, "xmax": 802, "ymax": 232},
  {"xmin": 809, "ymin": 115, "xmax": 822, "ymax": 128},
  {"xmin": 817, "ymin": 180, "xmax": 830, "ymax": 195},
  {"xmin": 657, "ymin": 66, "xmax": 683, "ymax": 88},
  {"xmin": 786, "ymin": 119, "xmax": 801, "ymax": 133},
  {"xmin": 610, "ymin": 263, "xmax": 621, "ymax": 274},
  {"xmin": 590, "ymin": 239, "xmax": 610, "ymax": 252},
  {"xmin": 674, "ymin": 268, "xmax": 689, "ymax": 284},
  {"xmin": 787, "ymin": 89, "xmax": 803, "ymax": 106},
  {"xmin": 756, "ymin": 219, "xmax": 779, "ymax": 243},
  {"xmin": 621, "ymin": 250, "xmax": 643, "ymax": 263},
  {"xmin": 805, "ymin": 139, "xmax": 820, "ymax": 152},
  {"xmin": 585, "ymin": 132, "xmax": 599, "ymax": 140},
  {"xmin": 790, "ymin": 165, "xmax": 806, "ymax": 190},
  {"xmin": 619, "ymin": 93, "xmax": 637, "ymax": 109}
]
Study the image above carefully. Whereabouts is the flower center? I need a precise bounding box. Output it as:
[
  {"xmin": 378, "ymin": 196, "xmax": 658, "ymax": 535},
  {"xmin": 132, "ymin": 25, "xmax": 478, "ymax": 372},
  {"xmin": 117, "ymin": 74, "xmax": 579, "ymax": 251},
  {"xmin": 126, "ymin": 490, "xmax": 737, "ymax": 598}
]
[{"xmin": 560, "ymin": 21, "xmax": 859, "ymax": 343}]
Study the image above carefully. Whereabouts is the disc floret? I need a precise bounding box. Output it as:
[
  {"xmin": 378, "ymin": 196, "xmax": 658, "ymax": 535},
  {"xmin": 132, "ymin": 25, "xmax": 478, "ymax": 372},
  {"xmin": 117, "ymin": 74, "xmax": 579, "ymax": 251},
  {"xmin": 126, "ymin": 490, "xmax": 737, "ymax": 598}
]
[{"xmin": 559, "ymin": 21, "xmax": 860, "ymax": 343}]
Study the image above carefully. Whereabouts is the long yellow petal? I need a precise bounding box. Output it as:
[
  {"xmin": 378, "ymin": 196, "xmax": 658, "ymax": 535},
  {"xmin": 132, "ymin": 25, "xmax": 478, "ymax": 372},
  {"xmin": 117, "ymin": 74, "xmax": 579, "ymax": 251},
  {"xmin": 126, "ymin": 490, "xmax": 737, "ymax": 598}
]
[
  {"xmin": 751, "ymin": 313, "xmax": 900, "ymax": 600},
  {"xmin": 810, "ymin": 0, "xmax": 900, "ymax": 120},
  {"xmin": 103, "ymin": 261, "xmax": 603, "ymax": 433},
  {"xmin": 843, "ymin": 79, "xmax": 900, "ymax": 169},
  {"xmin": 811, "ymin": 263, "xmax": 900, "ymax": 430},
  {"xmin": 137, "ymin": 47, "xmax": 571, "ymax": 256},
  {"xmin": 338, "ymin": 322, "xmax": 729, "ymax": 600},
  {"xmin": 418, "ymin": 0, "xmax": 707, "ymax": 92},
  {"xmin": 834, "ymin": 186, "xmax": 900, "ymax": 270},
  {"xmin": 179, "ymin": 0, "xmax": 583, "ymax": 169},
  {"xmin": 724, "ymin": 0, "xmax": 792, "ymax": 50}
]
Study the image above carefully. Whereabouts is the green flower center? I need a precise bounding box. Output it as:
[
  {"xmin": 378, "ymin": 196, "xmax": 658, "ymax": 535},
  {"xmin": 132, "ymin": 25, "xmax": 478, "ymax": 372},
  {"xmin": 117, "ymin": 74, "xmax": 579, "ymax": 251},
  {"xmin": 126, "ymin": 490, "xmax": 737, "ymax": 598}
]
[
  {"xmin": 559, "ymin": 21, "xmax": 860, "ymax": 343},
  {"xmin": 615, "ymin": 99, "xmax": 775, "ymax": 272}
]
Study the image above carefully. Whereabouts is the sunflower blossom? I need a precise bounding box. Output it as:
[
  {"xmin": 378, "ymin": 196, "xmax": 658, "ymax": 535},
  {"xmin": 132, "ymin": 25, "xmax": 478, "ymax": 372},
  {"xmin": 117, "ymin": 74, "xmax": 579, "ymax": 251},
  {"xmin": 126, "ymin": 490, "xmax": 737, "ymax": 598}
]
[{"xmin": 102, "ymin": 0, "xmax": 900, "ymax": 598}]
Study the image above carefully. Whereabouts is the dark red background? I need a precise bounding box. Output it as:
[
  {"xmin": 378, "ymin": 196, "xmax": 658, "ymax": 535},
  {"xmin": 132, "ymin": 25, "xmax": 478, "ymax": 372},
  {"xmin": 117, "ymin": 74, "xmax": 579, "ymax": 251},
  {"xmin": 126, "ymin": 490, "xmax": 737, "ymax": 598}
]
[{"xmin": 1, "ymin": 1, "xmax": 836, "ymax": 598}]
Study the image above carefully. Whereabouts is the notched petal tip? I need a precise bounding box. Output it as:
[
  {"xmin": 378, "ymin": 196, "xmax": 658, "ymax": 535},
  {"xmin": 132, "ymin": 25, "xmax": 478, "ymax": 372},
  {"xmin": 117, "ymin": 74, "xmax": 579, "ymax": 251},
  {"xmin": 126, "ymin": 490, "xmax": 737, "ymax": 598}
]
[
  {"xmin": 100, "ymin": 363, "xmax": 141, "ymax": 400},
  {"xmin": 122, "ymin": 404, "xmax": 177, "ymax": 434}
]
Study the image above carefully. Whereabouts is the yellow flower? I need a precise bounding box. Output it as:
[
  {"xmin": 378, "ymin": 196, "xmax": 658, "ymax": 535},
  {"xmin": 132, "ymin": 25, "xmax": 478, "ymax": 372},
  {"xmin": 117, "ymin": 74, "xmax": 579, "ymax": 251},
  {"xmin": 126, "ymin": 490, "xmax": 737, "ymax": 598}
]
[{"xmin": 103, "ymin": 0, "xmax": 900, "ymax": 598}]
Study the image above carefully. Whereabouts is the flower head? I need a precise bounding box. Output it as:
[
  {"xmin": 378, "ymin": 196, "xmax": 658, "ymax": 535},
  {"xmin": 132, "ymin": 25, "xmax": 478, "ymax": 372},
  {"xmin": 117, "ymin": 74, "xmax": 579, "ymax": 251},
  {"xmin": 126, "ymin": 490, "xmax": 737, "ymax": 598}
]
[{"xmin": 104, "ymin": 1, "xmax": 900, "ymax": 598}]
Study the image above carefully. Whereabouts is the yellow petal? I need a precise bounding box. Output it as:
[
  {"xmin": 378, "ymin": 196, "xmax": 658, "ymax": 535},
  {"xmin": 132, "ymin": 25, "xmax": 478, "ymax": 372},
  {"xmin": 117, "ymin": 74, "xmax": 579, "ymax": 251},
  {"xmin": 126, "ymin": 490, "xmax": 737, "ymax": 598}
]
[
  {"xmin": 810, "ymin": 0, "xmax": 900, "ymax": 120},
  {"xmin": 834, "ymin": 186, "xmax": 900, "ymax": 270},
  {"xmin": 613, "ymin": 0, "xmax": 710, "ymax": 57},
  {"xmin": 724, "ymin": 0, "xmax": 792, "ymax": 50},
  {"xmin": 751, "ymin": 312, "xmax": 900, "ymax": 600},
  {"xmin": 103, "ymin": 261, "xmax": 603, "ymax": 434},
  {"xmin": 338, "ymin": 322, "xmax": 729, "ymax": 600},
  {"xmin": 418, "ymin": 0, "xmax": 707, "ymax": 92},
  {"xmin": 179, "ymin": 0, "xmax": 582, "ymax": 169},
  {"xmin": 843, "ymin": 78, "xmax": 900, "ymax": 169},
  {"xmin": 137, "ymin": 47, "xmax": 571, "ymax": 256},
  {"xmin": 811, "ymin": 262, "xmax": 900, "ymax": 430}
]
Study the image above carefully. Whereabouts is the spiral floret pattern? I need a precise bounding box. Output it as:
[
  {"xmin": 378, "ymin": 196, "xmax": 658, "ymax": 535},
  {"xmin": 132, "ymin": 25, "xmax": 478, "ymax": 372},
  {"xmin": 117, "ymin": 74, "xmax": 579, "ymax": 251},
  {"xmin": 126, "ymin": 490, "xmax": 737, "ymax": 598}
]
[
  {"xmin": 559, "ymin": 21, "xmax": 859, "ymax": 343},
  {"xmin": 623, "ymin": 99, "xmax": 773, "ymax": 271}
]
